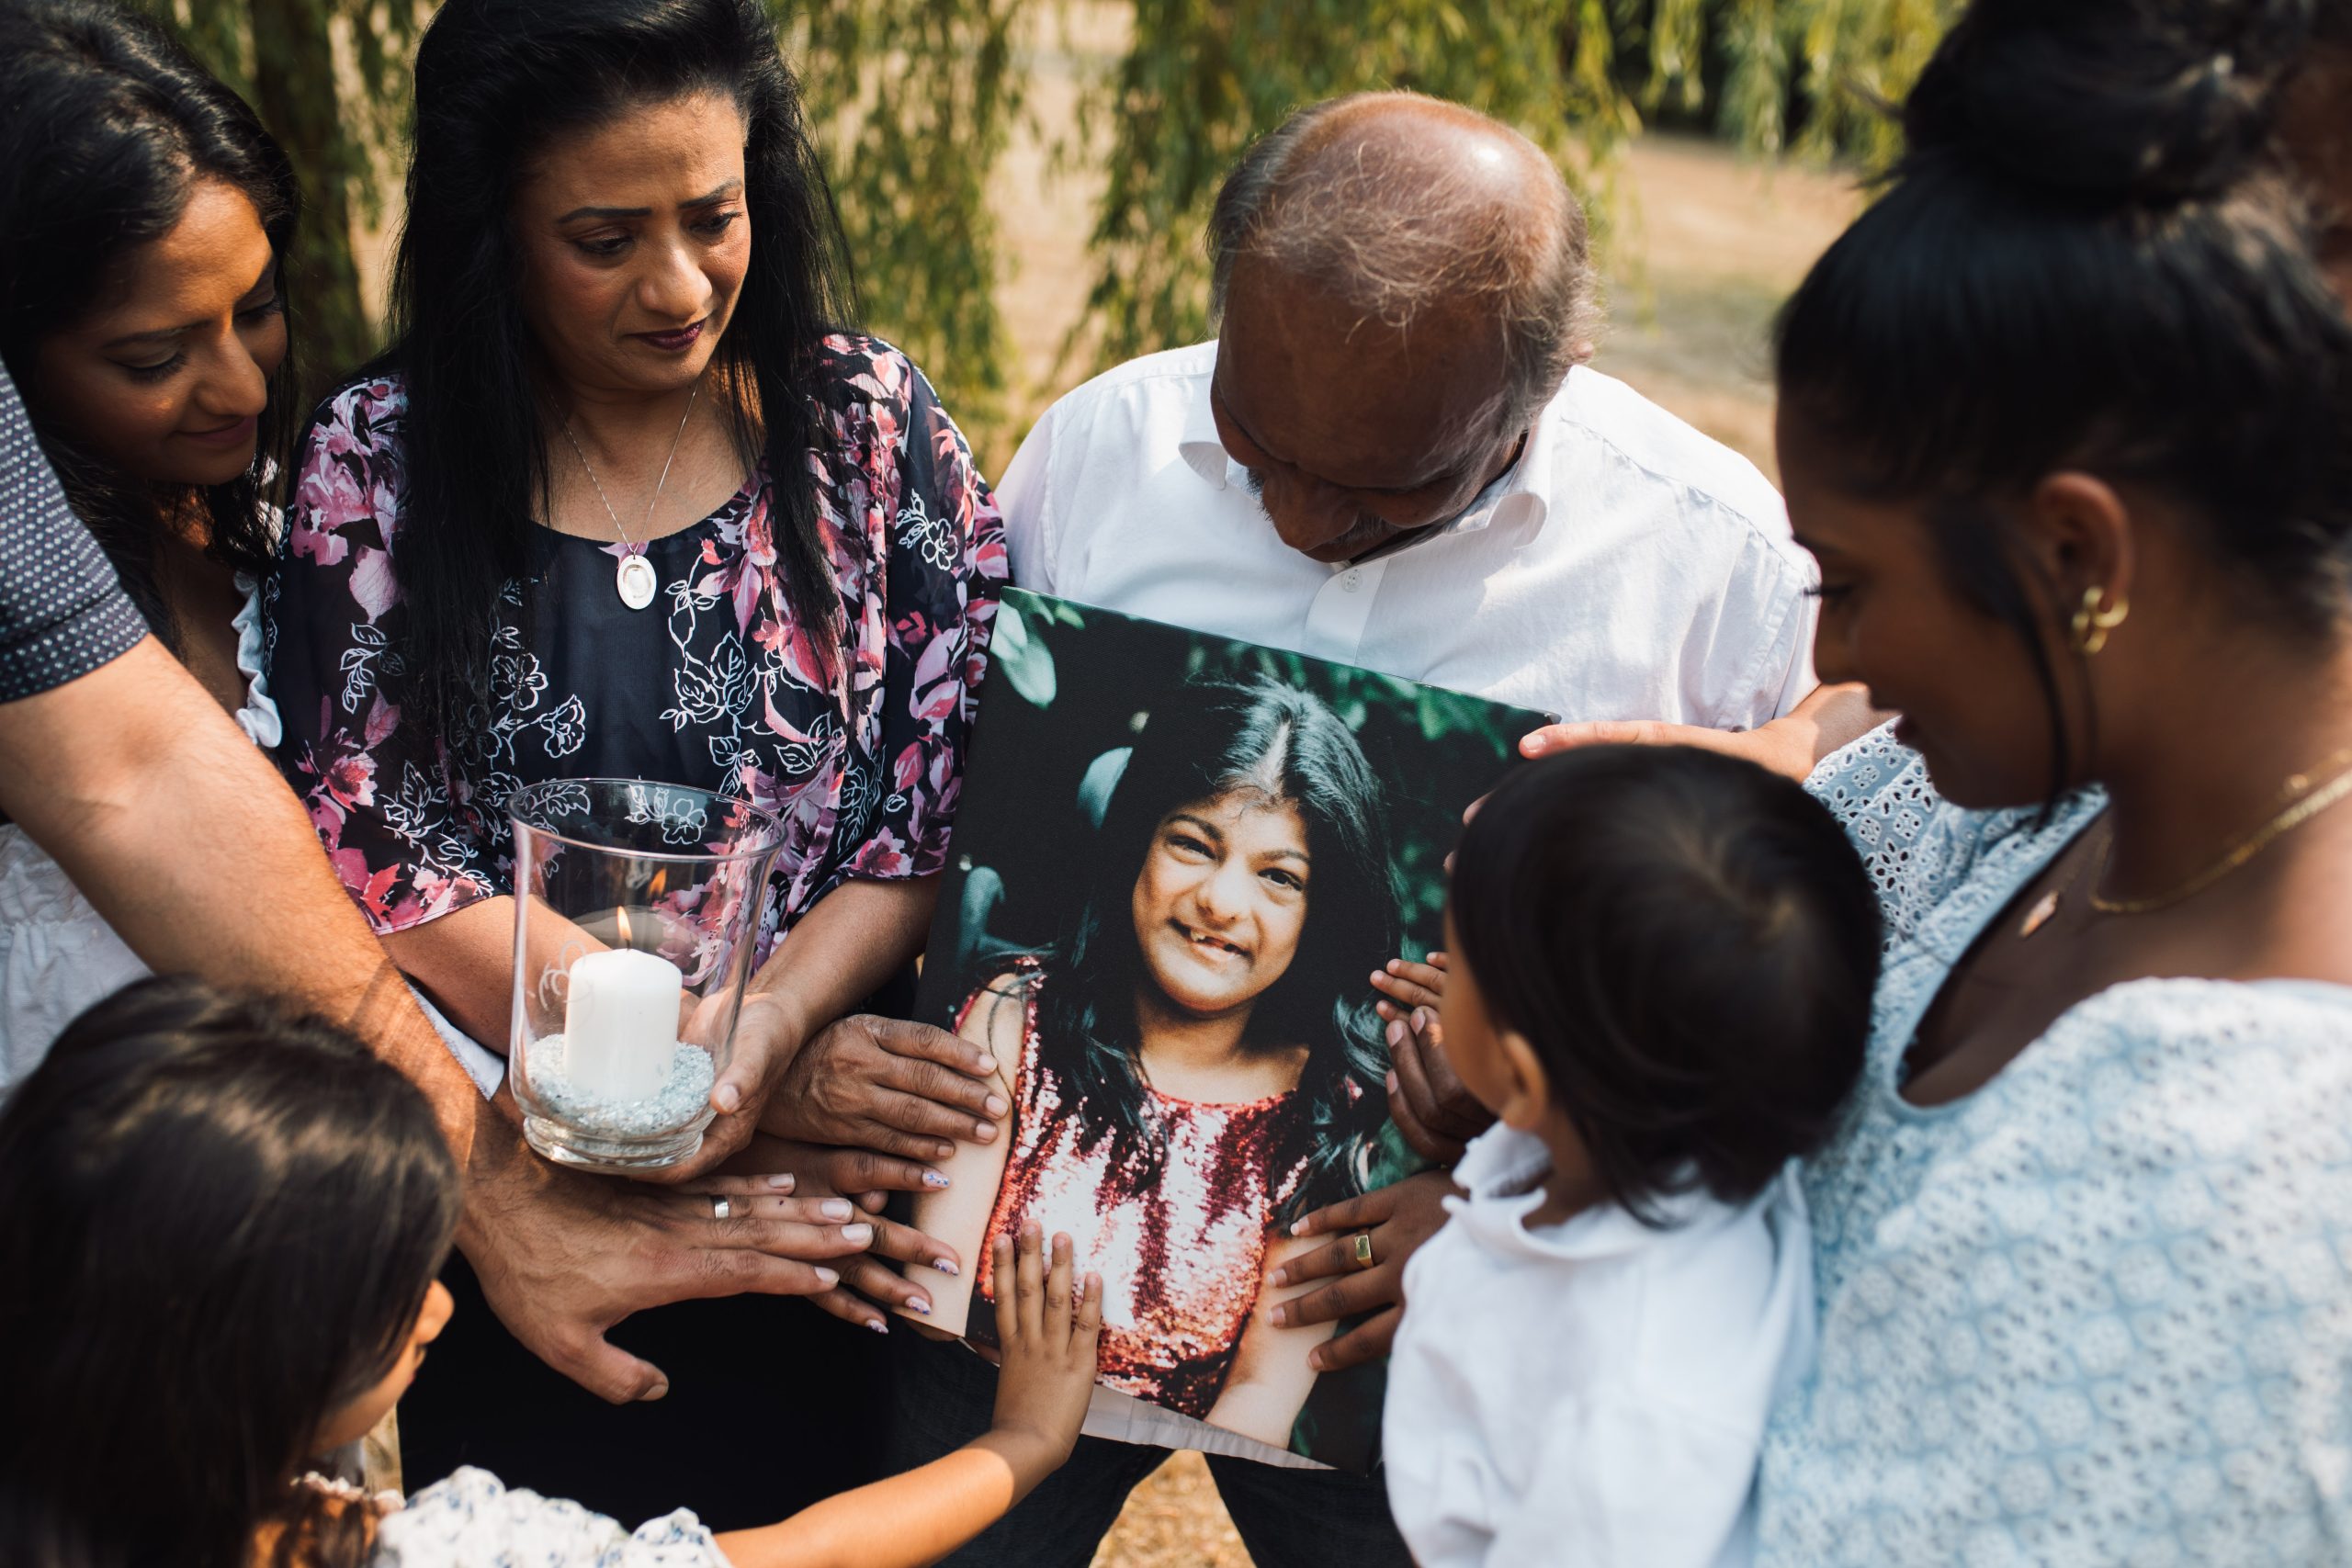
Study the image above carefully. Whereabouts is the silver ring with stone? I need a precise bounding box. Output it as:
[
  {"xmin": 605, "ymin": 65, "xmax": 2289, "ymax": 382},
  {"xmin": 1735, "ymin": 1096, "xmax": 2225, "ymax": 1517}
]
[{"xmin": 711, "ymin": 1197, "xmax": 732, "ymax": 1222}]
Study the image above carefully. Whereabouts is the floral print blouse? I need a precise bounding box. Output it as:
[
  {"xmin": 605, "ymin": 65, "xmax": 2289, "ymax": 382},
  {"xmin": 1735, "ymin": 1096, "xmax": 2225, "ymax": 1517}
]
[{"xmin": 267, "ymin": 335, "xmax": 1006, "ymax": 961}]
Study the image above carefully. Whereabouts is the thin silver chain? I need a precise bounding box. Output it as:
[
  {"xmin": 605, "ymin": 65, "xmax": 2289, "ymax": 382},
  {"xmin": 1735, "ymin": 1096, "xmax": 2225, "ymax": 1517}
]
[{"xmin": 558, "ymin": 378, "xmax": 702, "ymax": 554}]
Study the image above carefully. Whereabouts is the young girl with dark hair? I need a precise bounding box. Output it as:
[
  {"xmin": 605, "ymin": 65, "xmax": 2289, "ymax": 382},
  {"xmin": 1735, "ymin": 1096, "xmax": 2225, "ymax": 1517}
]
[
  {"xmin": 266, "ymin": 0, "xmax": 1008, "ymax": 1517},
  {"xmin": 1750, "ymin": 0, "xmax": 2352, "ymax": 1560},
  {"xmin": 1383, "ymin": 745, "xmax": 1878, "ymax": 1567},
  {"xmin": 0, "ymin": 0, "xmax": 299, "ymax": 1077},
  {"xmin": 910, "ymin": 676, "xmax": 1401, "ymax": 1449},
  {"xmin": 0, "ymin": 976, "xmax": 1102, "ymax": 1568}
]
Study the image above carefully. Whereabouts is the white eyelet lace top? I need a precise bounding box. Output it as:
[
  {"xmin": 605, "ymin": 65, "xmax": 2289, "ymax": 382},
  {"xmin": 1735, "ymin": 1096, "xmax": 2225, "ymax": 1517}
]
[
  {"xmin": 365, "ymin": 1467, "xmax": 723, "ymax": 1566},
  {"xmin": 1756, "ymin": 725, "xmax": 2352, "ymax": 1565},
  {"xmin": 0, "ymin": 576, "xmax": 280, "ymax": 1086}
]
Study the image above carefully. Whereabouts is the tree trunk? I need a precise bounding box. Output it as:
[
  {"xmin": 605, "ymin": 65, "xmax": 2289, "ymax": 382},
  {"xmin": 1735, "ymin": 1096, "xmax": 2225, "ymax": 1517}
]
[{"xmin": 247, "ymin": 0, "xmax": 374, "ymax": 402}]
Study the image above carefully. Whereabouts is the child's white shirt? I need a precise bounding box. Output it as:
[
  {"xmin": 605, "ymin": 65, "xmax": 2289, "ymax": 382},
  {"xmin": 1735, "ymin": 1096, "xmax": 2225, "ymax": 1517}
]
[{"xmin": 1384, "ymin": 1126, "xmax": 1815, "ymax": 1568}]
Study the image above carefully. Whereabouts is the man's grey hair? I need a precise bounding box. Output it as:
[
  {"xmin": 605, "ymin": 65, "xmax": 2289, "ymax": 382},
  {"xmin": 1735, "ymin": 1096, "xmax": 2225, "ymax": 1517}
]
[{"xmin": 1207, "ymin": 92, "xmax": 1601, "ymax": 427}]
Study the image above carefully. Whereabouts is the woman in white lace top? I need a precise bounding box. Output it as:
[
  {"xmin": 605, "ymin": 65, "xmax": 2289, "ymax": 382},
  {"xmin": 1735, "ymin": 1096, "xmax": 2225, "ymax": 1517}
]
[
  {"xmin": 1748, "ymin": 3, "xmax": 2352, "ymax": 1563},
  {"xmin": 0, "ymin": 977, "xmax": 1104, "ymax": 1568},
  {"xmin": 0, "ymin": 1, "xmax": 300, "ymax": 1081}
]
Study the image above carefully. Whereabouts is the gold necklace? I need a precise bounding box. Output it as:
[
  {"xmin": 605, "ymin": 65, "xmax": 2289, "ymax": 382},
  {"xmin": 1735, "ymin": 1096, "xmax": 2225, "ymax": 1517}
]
[{"xmin": 2086, "ymin": 744, "xmax": 2352, "ymax": 917}]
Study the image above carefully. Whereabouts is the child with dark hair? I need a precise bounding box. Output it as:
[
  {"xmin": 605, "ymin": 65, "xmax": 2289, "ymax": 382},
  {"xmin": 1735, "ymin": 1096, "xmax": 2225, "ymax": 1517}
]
[
  {"xmin": 0, "ymin": 976, "xmax": 1102, "ymax": 1568},
  {"xmin": 1381, "ymin": 746, "xmax": 1879, "ymax": 1567}
]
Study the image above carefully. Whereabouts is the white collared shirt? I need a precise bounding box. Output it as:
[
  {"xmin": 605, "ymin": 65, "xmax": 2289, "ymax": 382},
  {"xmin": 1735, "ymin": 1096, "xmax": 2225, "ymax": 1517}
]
[
  {"xmin": 998, "ymin": 342, "xmax": 1816, "ymax": 726},
  {"xmin": 1385, "ymin": 1128, "xmax": 1815, "ymax": 1567}
]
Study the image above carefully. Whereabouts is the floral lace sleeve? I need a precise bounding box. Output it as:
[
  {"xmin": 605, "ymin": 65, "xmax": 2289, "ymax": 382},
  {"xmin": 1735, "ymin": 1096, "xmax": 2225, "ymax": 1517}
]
[{"xmin": 266, "ymin": 378, "xmax": 496, "ymax": 933}]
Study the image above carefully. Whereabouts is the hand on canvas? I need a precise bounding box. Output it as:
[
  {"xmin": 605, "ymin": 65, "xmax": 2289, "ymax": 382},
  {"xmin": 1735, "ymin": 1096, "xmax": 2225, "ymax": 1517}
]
[
  {"xmin": 982, "ymin": 1222, "xmax": 1104, "ymax": 1486},
  {"xmin": 760, "ymin": 1012, "xmax": 1007, "ymax": 1163},
  {"xmin": 692, "ymin": 1134, "xmax": 969, "ymax": 1333},
  {"xmin": 1372, "ymin": 954, "xmax": 1494, "ymax": 1164},
  {"xmin": 1269, "ymin": 1168, "xmax": 1459, "ymax": 1371},
  {"xmin": 1514, "ymin": 683, "xmax": 1889, "ymax": 782}
]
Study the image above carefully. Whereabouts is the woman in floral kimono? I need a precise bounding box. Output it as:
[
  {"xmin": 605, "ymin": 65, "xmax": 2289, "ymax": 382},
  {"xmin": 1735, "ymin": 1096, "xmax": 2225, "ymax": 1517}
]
[{"xmin": 268, "ymin": 0, "xmax": 1007, "ymax": 1528}]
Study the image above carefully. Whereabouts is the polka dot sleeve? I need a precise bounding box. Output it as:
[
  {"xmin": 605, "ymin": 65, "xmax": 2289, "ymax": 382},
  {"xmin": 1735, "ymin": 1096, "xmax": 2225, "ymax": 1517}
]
[{"xmin": 0, "ymin": 361, "xmax": 145, "ymax": 701}]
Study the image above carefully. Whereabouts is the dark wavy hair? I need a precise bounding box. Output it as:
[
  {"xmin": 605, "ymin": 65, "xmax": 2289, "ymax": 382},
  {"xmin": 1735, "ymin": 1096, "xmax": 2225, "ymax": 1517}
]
[
  {"xmin": 0, "ymin": 0, "xmax": 298, "ymax": 640},
  {"xmin": 1777, "ymin": 0, "xmax": 2352, "ymax": 802},
  {"xmin": 1449, "ymin": 747, "xmax": 1880, "ymax": 1224},
  {"xmin": 1025, "ymin": 676, "xmax": 1400, "ymax": 1215},
  {"xmin": 0, "ymin": 977, "xmax": 460, "ymax": 1568},
  {"xmin": 383, "ymin": 0, "xmax": 857, "ymax": 747}
]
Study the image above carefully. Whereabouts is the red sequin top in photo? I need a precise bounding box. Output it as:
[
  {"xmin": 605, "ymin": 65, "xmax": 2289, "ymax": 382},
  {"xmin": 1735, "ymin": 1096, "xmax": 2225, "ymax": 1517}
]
[{"xmin": 966, "ymin": 960, "xmax": 1312, "ymax": 1419}]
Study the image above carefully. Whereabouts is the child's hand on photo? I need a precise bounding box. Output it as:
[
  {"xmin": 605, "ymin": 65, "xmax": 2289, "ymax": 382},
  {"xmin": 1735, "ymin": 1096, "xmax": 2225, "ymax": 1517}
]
[
  {"xmin": 1372, "ymin": 953, "xmax": 1493, "ymax": 1162},
  {"xmin": 979, "ymin": 1221, "xmax": 1102, "ymax": 1497}
]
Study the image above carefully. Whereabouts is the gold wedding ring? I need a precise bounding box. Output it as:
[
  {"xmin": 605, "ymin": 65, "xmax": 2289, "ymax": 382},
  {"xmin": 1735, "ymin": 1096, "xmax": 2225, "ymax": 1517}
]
[{"xmin": 1351, "ymin": 1232, "xmax": 1376, "ymax": 1270}]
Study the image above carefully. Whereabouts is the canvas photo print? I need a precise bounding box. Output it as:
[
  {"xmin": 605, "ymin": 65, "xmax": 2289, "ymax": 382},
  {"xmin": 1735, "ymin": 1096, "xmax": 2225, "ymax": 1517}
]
[{"xmin": 898, "ymin": 589, "xmax": 1549, "ymax": 1472}]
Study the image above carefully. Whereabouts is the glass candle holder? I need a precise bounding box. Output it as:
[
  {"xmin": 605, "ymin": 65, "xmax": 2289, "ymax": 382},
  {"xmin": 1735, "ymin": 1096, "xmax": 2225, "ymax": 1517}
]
[{"xmin": 507, "ymin": 778, "xmax": 786, "ymax": 1171}]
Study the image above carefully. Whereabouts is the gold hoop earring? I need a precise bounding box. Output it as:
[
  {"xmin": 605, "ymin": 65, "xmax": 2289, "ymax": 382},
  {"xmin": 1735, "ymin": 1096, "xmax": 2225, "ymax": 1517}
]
[{"xmin": 2071, "ymin": 586, "xmax": 2130, "ymax": 656}]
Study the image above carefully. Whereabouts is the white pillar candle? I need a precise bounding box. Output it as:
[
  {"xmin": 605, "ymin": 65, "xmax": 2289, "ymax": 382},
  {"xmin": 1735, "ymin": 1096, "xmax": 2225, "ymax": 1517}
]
[{"xmin": 564, "ymin": 947, "xmax": 684, "ymax": 1102}]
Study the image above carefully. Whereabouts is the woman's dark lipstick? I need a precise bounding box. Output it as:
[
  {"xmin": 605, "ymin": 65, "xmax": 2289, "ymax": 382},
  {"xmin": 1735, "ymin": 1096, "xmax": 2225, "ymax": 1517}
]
[{"xmin": 633, "ymin": 319, "xmax": 706, "ymax": 353}]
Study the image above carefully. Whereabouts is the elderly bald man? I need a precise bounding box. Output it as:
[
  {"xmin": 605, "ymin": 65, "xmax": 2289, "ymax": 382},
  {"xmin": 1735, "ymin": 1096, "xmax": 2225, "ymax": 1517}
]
[{"xmin": 884, "ymin": 93, "xmax": 1867, "ymax": 1567}]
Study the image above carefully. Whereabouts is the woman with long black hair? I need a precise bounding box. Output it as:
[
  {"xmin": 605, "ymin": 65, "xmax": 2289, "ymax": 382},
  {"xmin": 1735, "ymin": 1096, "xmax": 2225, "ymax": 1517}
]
[
  {"xmin": 268, "ymin": 0, "xmax": 1007, "ymax": 1523},
  {"xmin": 0, "ymin": 0, "xmax": 299, "ymax": 1075},
  {"xmin": 910, "ymin": 675, "xmax": 1400, "ymax": 1449},
  {"xmin": 1752, "ymin": 0, "xmax": 2352, "ymax": 1560}
]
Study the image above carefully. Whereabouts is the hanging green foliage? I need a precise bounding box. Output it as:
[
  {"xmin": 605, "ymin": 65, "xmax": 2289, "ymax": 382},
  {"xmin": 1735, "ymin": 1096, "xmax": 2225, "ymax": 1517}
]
[
  {"xmin": 133, "ymin": 0, "xmax": 1955, "ymax": 446},
  {"xmin": 786, "ymin": 0, "xmax": 1028, "ymax": 446}
]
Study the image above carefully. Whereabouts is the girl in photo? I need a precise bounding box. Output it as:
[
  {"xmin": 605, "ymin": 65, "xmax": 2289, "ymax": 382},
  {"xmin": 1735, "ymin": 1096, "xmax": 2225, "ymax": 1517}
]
[
  {"xmin": 911, "ymin": 674, "xmax": 1401, "ymax": 1447},
  {"xmin": 0, "ymin": 975, "xmax": 1103, "ymax": 1568}
]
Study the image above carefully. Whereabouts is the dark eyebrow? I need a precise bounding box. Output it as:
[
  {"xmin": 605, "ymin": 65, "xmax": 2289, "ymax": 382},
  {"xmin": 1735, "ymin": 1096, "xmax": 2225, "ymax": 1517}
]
[
  {"xmin": 101, "ymin": 260, "xmax": 279, "ymax": 350},
  {"xmin": 557, "ymin": 180, "xmax": 744, "ymax": 225},
  {"xmin": 1167, "ymin": 812, "xmax": 1227, "ymax": 842}
]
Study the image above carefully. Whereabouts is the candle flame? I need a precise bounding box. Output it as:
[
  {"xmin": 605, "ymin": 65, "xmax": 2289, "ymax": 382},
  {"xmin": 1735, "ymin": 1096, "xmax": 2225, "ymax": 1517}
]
[{"xmin": 615, "ymin": 907, "xmax": 634, "ymax": 950}]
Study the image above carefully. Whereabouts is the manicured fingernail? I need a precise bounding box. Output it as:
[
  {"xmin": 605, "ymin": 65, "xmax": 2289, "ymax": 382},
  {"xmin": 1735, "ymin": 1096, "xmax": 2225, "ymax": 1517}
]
[
  {"xmin": 766, "ymin": 1173, "xmax": 795, "ymax": 1191},
  {"xmin": 814, "ymin": 1267, "xmax": 839, "ymax": 1288},
  {"xmin": 866, "ymin": 1318, "xmax": 889, "ymax": 1335},
  {"xmin": 643, "ymin": 1378, "xmax": 670, "ymax": 1402},
  {"xmin": 922, "ymin": 1169, "xmax": 951, "ymax": 1190},
  {"xmin": 974, "ymin": 1055, "xmax": 996, "ymax": 1075},
  {"xmin": 908, "ymin": 1295, "xmax": 933, "ymax": 1315},
  {"xmin": 1271, "ymin": 1303, "xmax": 1291, "ymax": 1327},
  {"xmin": 933, "ymin": 1258, "xmax": 959, "ymax": 1276},
  {"xmin": 973, "ymin": 1120, "xmax": 997, "ymax": 1142},
  {"xmin": 1271, "ymin": 1267, "xmax": 1290, "ymax": 1287},
  {"xmin": 714, "ymin": 1083, "xmax": 743, "ymax": 1113},
  {"xmin": 1290, "ymin": 1217, "xmax": 1310, "ymax": 1235},
  {"xmin": 985, "ymin": 1094, "xmax": 1009, "ymax": 1116},
  {"xmin": 842, "ymin": 1223, "xmax": 875, "ymax": 1246},
  {"xmin": 821, "ymin": 1199, "xmax": 854, "ymax": 1221},
  {"xmin": 1386, "ymin": 1021, "xmax": 1404, "ymax": 1046}
]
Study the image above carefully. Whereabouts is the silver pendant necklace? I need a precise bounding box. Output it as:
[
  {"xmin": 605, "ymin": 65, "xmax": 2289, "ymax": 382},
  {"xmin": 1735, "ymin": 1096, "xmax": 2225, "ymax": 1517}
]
[{"xmin": 560, "ymin": 378, "xmax": 701, "ymax": 611}]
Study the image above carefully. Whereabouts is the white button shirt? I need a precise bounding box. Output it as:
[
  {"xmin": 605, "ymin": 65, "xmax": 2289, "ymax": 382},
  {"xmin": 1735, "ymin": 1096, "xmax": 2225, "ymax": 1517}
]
[
  {"xmin": 1385, "ymin": 1128, "xmax": 1815, "ymax": 1567},
  {"xmin": 998, "ymin": 342, "xmax": 1817, "ymax": 728}
]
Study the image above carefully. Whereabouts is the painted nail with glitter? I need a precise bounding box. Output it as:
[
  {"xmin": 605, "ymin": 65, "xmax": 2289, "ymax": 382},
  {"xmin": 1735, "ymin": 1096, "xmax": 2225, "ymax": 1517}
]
[
  {"xmin": 932, "ymin": 1258, "xmax": 959, "ymax": 1277},
  {"xmin": 922, "ymin": 1169, "xmax": 951, "ymax": 1190},
  {"xmin": 866, "ymin": 1318, "xmax": 889, "ymax": 1335},
  {"xmin": 907, "ymin": 1295, "xmax": 933, "ymax": 1315}
]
